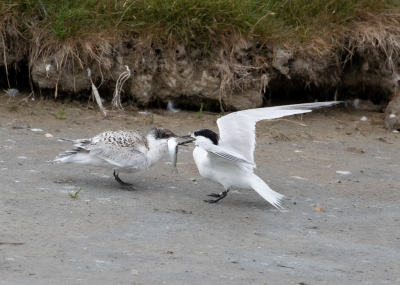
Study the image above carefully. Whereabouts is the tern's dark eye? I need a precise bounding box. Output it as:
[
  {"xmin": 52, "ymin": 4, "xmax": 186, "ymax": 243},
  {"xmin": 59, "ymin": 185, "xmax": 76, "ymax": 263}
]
[
  {"xmin": 154, "ymin": 128, "xmax": 175, "ymax": 139},
  {"xmin": 160, "ymin": 132, "xmax": 170, "ymax": 139}
]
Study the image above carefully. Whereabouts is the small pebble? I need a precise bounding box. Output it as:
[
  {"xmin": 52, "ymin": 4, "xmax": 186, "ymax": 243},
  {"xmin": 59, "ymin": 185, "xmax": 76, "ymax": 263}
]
[{"xmin": 314, "ymin": 206, "xmax": 326, "ymax": 212}]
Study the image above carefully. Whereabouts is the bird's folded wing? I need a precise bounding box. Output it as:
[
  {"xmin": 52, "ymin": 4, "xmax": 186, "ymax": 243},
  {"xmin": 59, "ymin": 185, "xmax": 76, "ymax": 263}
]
[
  {"xmin": 197, "ymin": 142, "xmax": 255, "ymax": 165},
  {"xmin": 87, "ymin": 143, "xmax": 151, "ymax": 169},
  {"xmin": 217, "ymin": 101, "xmax": 342, "ymax": 163}
]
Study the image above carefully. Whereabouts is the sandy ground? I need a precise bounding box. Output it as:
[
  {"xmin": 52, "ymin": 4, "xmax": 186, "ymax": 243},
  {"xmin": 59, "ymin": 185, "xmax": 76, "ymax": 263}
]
[{"xmin": 0, "ymin": 94, "xmax": 399, "ymax": 285}]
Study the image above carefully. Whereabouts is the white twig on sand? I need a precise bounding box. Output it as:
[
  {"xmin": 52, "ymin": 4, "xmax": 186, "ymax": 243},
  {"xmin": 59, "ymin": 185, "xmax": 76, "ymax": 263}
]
[
  {"xmin": 87, "ymin": 68, "xmax": 107, "ymax": 116},
  {"xmin": 112, "ymin": 65, "xmax": 131, "ymax": 111}
]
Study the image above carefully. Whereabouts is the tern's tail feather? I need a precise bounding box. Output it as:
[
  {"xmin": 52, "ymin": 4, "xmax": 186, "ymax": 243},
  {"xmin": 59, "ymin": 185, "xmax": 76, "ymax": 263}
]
[
  {"xmin": 57, "ymin": 137, "xmax": 76, "ymax": 143},
  {"xmin": 57, "ymin": 137, "xmax": 92, "ymax": 148},
  {"xmin": 249, "ymin": 174, "xmax": 284, "ymax": 210},
  {"xmin": 54, "ymin": 148, "xmax": 85, "ymax": 162}
]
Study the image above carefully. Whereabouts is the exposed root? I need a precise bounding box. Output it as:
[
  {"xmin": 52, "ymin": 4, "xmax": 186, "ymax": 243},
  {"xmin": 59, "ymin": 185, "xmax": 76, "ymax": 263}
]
[
  {"xmin": 216, "ymin": 58, "xmax": 264, "ymax": 112},
  {"xmin": 0, "ymin": 33, "xmax": 10, "ymax": 88},
  {"xmin": 112, "ymin": 65, "xmax": 131, "ymax": 111},
  {"xmin": 0, "ymin": 13, "xmax": 26, "ymax": 89},
  {"xmin": 54, "ymin": 49, "xmax": 65, "ymax": 98}
]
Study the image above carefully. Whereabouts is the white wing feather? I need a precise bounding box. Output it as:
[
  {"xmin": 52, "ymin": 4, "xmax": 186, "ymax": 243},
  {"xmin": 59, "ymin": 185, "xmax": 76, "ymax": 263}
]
[
  {"xmin": 197, "ymin": 142, "xmax": 255, "ymax": 165},
  {"xmin": 217, "ymin": 101, "xmax": 342, "ymax": 164},
  {"xmin": 88, "ymin": 144, "xmax": 151, "ymax": 169}
]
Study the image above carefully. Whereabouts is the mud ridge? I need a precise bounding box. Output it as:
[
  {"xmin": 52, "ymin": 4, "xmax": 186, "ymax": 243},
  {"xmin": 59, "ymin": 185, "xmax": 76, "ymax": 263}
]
[{"xmin": 1, "ymin": 34, "xmax": 400, "ymax": 113}]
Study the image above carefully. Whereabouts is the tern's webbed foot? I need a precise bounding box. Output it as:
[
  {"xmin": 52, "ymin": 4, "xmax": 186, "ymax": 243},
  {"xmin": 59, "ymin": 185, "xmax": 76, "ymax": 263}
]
[
  {"xmin": 113, "ymin": 171, "xmax": 136, "ymax": 190},
  {"xmin": 124, "ymin": 186, "xmax": 136, "ymax": 191},
  {"xmin": 204, "ymin": 190, "xmax": 229, "ymax": 203},
  {"xmin": 207, "ymin": 193, "xmax": 222, "ymax": 198}
]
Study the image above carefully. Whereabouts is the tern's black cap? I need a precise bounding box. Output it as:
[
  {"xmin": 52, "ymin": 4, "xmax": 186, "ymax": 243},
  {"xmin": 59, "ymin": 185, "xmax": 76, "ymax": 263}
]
[
  {"xmin": 151, "ymin": 127, "xmax": 176, "ymax": 139},
  {"xmin": 194, "ymin": 129, "xmax": 219, "ymax": 145}
]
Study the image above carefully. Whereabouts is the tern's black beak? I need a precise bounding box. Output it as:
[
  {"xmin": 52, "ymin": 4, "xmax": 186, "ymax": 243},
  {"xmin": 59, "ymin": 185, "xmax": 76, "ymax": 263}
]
[
  {"xmin": 176, "ymin": 135, "xmax": 195, "ymax": 145},
  {"xmin": 178, "ymin": 139, "xmax": 195, "ymax": 145}
]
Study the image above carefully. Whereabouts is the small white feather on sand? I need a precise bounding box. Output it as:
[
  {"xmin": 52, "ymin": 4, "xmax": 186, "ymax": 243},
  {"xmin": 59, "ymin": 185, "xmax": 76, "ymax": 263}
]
[{"xmin": 336, "ymin": 171, "xmax": 351, "ymax": 175}]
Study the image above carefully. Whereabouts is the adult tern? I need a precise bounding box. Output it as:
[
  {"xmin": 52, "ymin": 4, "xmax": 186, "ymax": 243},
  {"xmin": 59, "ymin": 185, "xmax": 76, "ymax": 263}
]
[{"xmin": 181, "ymin": 102, "xmax": 342, "ymax": 209}]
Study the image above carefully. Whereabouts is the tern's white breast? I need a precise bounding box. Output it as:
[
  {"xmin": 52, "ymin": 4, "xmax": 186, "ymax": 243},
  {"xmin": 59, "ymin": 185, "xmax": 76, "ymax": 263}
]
[{"xmin": 193, "ymin": 146, "xmax": 252, "ymax": 190}]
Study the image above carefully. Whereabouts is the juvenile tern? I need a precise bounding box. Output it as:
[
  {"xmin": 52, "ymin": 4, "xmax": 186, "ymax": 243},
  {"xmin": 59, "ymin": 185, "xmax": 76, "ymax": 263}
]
[
  {"xmin": 182, "ymin": 101, "xmax": 342, "ymax": 209},
  {"xmin": 54, "ymin": 127, "xmax": 178, "ymax": 189}
]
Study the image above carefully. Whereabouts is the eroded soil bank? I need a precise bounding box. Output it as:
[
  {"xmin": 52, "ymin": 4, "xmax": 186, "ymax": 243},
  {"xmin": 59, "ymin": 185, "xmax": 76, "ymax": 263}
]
[
  {"xmin": 2, "ymin": 29, "xmax": 400, "ymax": 112},
  {"xmin": 2, "ymin": 4, "xmax": 400, "ymax": 130},
  {"xmin": 2, "ymin": 36, "xmax": 400, "ymax": 133},
  {"xmin": 2, "ymin": 0, "xmax": 400, "ymax": 124},
  {"xmin": 0, "ymin": 96, "xmax": 399, "ymax": 284}
]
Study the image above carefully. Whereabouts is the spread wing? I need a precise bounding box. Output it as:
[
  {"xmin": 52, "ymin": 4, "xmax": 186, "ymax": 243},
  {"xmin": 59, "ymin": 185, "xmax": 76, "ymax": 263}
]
[
  {"xmin": 197, "ymin": 142, "xmax": 255, "ymax": 165},
  {"xmin": 217, "ymin": 101, "xmax": 342, "ymax": 164}
]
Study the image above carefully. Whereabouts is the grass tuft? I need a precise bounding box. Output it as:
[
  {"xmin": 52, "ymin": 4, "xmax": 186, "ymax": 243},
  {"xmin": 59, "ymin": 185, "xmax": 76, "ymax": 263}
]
[
  {"xmin": 50, "ymin": 5, "xmax": 74, "ymax": 40},
  {"xmin": 148, "ymin": 114, "xmax": 154, "ymax": 124},
  {"xmin": 3, "ymin": 0, "xmax": 400, "ymax": 48},
  {"xmin": 7, "ymin": 105, "xmax": 19, "ymax": 112},
  {"xmin": 197, "ymin": 103, "xmax": 203, "ymax": 119},
  {"xmin": 54, "ymin": 104, "xmax": 66, "ymax": 119}
]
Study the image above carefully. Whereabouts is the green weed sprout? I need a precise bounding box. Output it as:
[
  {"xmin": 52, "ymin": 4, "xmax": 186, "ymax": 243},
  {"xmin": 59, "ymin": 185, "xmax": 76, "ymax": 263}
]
[
  {"xmin": 68, "ymin": 188, "xmax": 82, "ymax": 198},
  {"xmin": 50, "ymin": 6, "xmax": 74, "ymax": 40},
  {"xmin": 148, "ymin": 114, "xmax": 154, "ymax": 124},
  {"xmin": 197, "ymin": 103, "xmax": 203, "ymax": 119},
  {"xmin": 8, "ymin": 105, "xmax": 19, "ymax": 112},
  {"xmin": 54, "ymin": 104, "xmax": 66, "ymax": 119}
]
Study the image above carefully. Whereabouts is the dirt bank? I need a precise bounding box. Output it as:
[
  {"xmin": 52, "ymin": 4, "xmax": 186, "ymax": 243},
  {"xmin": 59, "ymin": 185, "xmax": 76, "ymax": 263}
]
[
  {"xmin": 2, "ymin": 36, "xmax": 399, "ymax": 111},
  {"xmin": 2, "ymin": 2, "xmax": 400, "ymax": 133}
]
